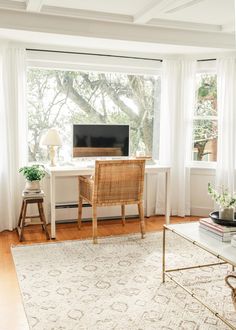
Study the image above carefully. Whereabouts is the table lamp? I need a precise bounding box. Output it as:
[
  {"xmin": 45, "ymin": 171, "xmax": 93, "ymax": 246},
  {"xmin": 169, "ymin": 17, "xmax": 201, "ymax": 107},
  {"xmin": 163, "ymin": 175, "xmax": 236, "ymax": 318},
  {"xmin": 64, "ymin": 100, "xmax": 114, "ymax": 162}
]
[{"xmin": 41, "ymin": 128, "xmax": 62, "ymax": 166}]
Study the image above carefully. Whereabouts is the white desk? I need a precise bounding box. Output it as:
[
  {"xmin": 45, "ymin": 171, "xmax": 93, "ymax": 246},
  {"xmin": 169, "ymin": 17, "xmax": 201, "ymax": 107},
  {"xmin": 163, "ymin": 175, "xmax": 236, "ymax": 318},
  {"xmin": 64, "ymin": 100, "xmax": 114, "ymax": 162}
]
[{"xmin": 45, "ymin": 162, "xmax": 171, "ymax": 239}]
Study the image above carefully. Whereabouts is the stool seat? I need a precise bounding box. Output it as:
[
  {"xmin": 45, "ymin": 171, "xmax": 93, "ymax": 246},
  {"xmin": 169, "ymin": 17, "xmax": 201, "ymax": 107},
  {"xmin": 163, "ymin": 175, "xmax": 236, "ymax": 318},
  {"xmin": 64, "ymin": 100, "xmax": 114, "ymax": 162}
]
[{"xmin": 17, "ymin": 191, "xmax": 50, "ymax": 242}]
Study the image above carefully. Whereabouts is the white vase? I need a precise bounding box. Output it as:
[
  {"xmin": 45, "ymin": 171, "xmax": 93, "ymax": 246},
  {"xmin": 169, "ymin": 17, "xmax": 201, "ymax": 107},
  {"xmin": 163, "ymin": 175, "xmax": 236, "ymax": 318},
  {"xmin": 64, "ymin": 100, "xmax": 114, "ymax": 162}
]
[
  {"xmin": 219, "ymin": 207, "xmax": 234, "ymax": 221},
  {"xmin": 25, "ymin": 180, "xmax": 40, "ymax": 191}
]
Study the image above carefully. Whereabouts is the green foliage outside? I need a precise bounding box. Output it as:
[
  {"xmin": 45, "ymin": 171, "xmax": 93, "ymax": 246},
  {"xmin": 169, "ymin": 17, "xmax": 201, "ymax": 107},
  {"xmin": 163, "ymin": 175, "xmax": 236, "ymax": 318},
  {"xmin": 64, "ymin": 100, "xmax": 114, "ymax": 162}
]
[
  {"xmin": 193, "ymin": 74, "xmax": 217, "ymax": 161},
  {"xmin": 27, "ymin": 69, "xmax": 160, "ymax": 162}
]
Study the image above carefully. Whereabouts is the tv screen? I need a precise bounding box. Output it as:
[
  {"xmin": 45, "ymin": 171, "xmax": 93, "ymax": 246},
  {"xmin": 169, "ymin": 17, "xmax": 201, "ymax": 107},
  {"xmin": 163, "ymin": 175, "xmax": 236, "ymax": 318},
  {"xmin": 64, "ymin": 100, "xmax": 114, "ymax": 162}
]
[{"xmin": 73, "ymin": 124, "xmax": 129, "ymax": 157}]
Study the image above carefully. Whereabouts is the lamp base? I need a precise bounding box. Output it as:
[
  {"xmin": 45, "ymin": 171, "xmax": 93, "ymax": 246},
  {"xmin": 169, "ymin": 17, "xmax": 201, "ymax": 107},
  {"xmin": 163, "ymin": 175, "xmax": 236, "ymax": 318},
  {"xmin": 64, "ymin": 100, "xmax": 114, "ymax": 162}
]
[{"xmin": 49, "ymin": 145, "xmax": 56, "ymax": 166}]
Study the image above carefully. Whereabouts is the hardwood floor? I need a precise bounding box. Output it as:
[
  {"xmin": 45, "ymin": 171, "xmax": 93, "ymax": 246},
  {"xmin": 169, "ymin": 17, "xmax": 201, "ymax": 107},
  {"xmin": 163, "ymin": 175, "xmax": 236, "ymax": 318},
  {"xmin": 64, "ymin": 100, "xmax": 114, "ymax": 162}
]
[{"xmin": 0, "ymin": 215, "xmax": 199, "ymax": 330}]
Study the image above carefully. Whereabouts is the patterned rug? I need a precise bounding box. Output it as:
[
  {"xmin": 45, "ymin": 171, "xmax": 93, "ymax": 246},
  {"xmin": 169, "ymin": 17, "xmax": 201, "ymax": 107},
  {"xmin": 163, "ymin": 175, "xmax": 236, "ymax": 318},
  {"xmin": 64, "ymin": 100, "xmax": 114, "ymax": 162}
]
[{"xmin": 11, "ymin": 231, "xmax": 236, "ymax": 330}]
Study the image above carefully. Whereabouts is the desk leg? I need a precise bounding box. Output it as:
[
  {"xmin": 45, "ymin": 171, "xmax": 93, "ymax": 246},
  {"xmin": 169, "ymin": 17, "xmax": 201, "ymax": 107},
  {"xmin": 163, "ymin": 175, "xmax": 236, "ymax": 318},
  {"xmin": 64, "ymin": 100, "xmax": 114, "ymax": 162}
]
[
  {"xmin": 50, "ymin": 173, "xmax": 56, "ymax": 239},
  {"xmin": 145, "ymin": 173, "xmax": 151, "ymax": 217},
  {"xmin": 165, "ymin": 170, "xmax": 170, "ymax": 225}
]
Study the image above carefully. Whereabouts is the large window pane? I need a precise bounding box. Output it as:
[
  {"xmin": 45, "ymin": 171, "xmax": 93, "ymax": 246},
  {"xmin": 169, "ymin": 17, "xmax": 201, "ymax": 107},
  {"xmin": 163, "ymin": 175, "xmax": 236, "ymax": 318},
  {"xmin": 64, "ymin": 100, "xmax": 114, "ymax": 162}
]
[
  {"xmin": 192, "ymin": 73, "xmax": 217, "ymax": 162},
  {"xmin": 27, "ymin": 69, "xmax": 160, "ymax": 162},
  {"xmin": 193, "ymin": 119, "xmax": 217, "ymax": 161}
]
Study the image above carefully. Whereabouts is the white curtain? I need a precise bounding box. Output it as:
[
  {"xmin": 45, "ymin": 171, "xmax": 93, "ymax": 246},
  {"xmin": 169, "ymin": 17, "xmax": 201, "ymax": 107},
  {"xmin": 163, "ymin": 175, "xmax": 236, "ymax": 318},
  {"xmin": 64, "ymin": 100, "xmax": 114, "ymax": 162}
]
[
  {"xmin": 216, "ymin": 57, "xmax": 236, "ymax": 193},
  {"xmin": 0, "ymin": 46, "xmax": 27, "ymax": 232},
  {"xmin": 155, "ymin": 59, "xmax": 196, "ymax": 216}
]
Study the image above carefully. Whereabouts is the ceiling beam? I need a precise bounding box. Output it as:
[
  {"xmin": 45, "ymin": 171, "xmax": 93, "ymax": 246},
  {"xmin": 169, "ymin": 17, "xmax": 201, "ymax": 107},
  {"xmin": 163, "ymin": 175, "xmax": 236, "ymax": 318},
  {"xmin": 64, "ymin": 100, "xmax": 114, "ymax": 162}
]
[
  {"xmin": 148, "ymin": 18, "xmax": 222, "ymax": 32},
  {"xmin": 0, "ymin": 9, "xmax": 233, "ymax": 50},
  {"xmin": 42, "ymin": 6, "xmax": 133, "ymax": 23},
  {"xmin": 26, "ymin": 0, "xmax": 44, "ymax": 12},
  {"xmin": 134, "ymin": 0, "xmax": 172, "ymax": 24},
  {"xmin": 165, "ymin": 0, "xmax": 205, "ymax": 14},
  {"xmin": 0, "ymin": 0, "xmax": 25, "ymax": 10},
  {"xmin": 134, "ymin": 0, "xmax": 206, "ymax": 24}
]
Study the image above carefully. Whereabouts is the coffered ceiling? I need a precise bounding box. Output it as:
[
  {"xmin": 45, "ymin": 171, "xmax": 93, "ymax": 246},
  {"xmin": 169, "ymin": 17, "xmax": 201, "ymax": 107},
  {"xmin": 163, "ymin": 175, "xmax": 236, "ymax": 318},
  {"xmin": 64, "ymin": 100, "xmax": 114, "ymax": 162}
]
[{"xmin": 0, "ymin": 0, "xmax": 234, "ymax": 54}]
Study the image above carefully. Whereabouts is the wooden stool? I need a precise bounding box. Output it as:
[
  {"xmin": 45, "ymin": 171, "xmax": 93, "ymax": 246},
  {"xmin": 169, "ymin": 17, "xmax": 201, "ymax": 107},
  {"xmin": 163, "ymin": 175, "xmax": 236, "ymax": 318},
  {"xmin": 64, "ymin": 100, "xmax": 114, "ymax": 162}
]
[{"xmin": 17, "ymin": 192, "xmax": 50, "ymax": 242}]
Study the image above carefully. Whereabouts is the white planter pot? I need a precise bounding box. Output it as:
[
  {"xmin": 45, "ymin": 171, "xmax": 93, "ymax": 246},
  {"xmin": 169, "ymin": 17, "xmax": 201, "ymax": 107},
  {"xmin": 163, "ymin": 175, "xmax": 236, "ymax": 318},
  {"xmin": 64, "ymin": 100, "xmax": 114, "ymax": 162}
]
[
  {"xmin": 25, "ymin": 180, "xmax": 40, "ymax": 191},
  {"xmin": 219, "ymin": 207, "xmax": 234, "ymax": 221}
]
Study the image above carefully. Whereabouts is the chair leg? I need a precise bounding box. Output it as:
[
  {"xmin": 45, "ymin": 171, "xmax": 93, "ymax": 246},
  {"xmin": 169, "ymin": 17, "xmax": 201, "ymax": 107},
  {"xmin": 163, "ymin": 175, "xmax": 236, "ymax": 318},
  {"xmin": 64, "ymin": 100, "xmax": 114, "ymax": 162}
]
[
  {"xmin": 78, "ymin": 196, "xmax": 83, "ymax": 230},
  {"xmin": 38, "ymin": 202, "xmax": 50, "ymax": 240},
  {"xmin": 121, "ymin": 204, "xmax": 125, "ymax": 226},
  {"xmin": 138, "ymin": 202, "xmax": 145, "ymax": 239},
  {"xmin": 92, "ymin": 206, "xmax": 98, "ymax": 244}
]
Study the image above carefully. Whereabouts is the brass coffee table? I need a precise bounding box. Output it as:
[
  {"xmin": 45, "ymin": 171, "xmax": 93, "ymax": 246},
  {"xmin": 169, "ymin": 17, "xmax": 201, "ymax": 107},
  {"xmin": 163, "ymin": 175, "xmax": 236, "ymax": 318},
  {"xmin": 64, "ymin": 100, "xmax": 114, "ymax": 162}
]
[{"xmin": 163, "ymin": 222, "xmax": 236, "ymax": 330}]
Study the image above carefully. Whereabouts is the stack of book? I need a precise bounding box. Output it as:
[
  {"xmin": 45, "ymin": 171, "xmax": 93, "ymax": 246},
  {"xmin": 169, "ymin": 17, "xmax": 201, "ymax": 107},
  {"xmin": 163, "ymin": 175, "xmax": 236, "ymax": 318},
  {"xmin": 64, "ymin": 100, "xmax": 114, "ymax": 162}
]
[
  {"xmin": 199, "ymin": 218, "xmax": 236, "ymax": 242},
  {"xmin": 22, "ymin": 189, "xmax": 45, "ymax": 198}
]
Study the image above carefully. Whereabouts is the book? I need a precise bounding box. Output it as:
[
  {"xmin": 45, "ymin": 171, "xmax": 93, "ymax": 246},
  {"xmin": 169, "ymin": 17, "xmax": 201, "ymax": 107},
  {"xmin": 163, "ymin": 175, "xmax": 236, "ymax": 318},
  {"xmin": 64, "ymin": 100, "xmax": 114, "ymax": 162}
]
[
  {"xmin": 199, "ymin": 223, "xmax": 235, "ymax": 238},
  {"xmin": 22, "ymin": 189, "xmax": 45, "ymax": 198},
  {"xmin": 199, "ymin": 226, "xmax": 232, "ymax": 242},
  {"xmin": 199, "ymin": 218, "xmax": 236, "ymax": 233}
]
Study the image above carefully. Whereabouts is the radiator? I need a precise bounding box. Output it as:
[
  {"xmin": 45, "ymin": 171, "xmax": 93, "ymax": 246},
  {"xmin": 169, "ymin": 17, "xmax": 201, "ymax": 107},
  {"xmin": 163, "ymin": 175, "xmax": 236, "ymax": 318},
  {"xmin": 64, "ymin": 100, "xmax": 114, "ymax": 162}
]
[{"xmin": 55, "ymin": 202, "xmax": 138, "ymax": 223}]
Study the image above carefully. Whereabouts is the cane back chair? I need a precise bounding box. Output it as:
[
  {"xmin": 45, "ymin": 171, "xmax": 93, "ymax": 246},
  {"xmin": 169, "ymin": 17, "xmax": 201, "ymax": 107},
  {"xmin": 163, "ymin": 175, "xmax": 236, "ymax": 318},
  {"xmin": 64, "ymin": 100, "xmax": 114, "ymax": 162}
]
[{"xmin": 78, "ymin": 159, "xmax": 145, "ymax": 243}]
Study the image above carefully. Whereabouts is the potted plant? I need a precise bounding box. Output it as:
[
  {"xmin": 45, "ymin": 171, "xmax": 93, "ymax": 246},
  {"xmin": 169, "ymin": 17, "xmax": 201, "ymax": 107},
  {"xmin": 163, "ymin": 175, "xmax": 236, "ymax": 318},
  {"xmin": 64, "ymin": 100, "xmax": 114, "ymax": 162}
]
[
  {"xmin": 208, "ymin": 183, "xmax": 236, "ymax": 220},
  {"xmin": 19, "ymin": 164, "xmax": 46, "ymax": 191}
]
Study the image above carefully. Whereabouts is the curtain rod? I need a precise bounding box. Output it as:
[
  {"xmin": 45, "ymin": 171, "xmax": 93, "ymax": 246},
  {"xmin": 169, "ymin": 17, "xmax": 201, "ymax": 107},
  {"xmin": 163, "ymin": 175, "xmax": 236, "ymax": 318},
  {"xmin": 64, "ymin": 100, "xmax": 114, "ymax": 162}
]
[
  {"xmin": 197, "ymin": 58, "xmax": 216, "ymax": 62},
  {"xmin": 26, "ymin": 48, "xmax": 216, "ymax": 63},
  {"xmin": 26, "ymin": 48, "xmax": 163, "ymax": 62}
]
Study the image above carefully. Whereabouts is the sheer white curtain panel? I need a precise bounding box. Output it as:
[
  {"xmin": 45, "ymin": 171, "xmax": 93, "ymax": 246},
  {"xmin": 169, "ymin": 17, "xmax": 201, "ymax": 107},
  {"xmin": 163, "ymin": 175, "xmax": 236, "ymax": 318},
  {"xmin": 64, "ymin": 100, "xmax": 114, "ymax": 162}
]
[
  {"xmin": 0, "ymin": 47, "xmax": 27, "ymax": 232},
  {"xmin": 155, "ymin": 59, "xmax": 196, "ymax": 216},
  {"xmin": 216, "ymin": 57, "xmax": 236, "ymax": 193}
]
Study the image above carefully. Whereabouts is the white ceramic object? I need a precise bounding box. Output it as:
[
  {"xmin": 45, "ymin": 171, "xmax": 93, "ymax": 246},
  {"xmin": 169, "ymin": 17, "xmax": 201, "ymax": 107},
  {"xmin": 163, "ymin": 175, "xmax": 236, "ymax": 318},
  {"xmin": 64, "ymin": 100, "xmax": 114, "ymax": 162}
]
[{"xmin": 231, "ymin": 235, "xmax": 236, "ymax": 248}]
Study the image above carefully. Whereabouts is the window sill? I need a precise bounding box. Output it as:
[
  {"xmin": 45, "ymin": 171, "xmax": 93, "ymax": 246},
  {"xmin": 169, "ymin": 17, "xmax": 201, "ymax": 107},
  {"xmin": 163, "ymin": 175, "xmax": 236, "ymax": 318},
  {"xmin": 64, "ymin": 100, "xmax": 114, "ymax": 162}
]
[{"xmin": 187, "ymin": 161, "xmax": 216, "ymax": 170}]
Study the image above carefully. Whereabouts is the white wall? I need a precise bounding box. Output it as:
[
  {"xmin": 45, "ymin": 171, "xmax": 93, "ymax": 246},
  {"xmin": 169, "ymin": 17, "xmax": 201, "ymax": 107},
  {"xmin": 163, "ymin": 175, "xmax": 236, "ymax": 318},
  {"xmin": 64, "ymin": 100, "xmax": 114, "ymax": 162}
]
[{"xmin": 190, "ymin": 168, "xmax": 215, "ymax": 217}]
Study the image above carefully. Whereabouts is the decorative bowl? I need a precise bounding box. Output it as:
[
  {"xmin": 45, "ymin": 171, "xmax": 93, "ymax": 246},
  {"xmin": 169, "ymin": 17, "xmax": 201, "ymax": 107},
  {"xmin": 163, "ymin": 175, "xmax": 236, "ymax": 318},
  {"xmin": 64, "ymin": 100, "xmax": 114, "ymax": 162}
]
[{"xmin": 209, "ymin": 211, "xmax": 236, "ymax": 226}]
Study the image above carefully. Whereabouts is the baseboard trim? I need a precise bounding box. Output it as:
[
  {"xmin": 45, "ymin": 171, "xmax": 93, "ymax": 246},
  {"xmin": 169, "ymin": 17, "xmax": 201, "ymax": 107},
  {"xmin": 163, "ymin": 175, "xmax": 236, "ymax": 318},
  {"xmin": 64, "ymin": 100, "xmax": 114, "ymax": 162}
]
[
  {"xmin": 191, "ymin": 206, "xmax": 212, "ymax": 217},
  {"xmin": 56, "ymin": 215, "xmax": 138, "ymax": 224}
]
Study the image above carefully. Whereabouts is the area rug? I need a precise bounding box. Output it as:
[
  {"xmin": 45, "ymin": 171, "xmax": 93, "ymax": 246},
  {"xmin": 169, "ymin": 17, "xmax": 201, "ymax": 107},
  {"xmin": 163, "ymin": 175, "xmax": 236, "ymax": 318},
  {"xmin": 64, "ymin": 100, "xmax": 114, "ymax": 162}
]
[{"xmin": 11, "ymin": 231, "xmax": 236, "ymax": 330}]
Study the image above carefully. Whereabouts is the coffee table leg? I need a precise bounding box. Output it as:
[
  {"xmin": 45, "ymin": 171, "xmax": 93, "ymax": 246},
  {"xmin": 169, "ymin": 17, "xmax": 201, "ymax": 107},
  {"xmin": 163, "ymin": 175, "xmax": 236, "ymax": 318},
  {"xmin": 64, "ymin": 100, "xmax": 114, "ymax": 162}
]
[{"xmin": 162, "ymin": 226, "xmax": 166, "ymax": 283}]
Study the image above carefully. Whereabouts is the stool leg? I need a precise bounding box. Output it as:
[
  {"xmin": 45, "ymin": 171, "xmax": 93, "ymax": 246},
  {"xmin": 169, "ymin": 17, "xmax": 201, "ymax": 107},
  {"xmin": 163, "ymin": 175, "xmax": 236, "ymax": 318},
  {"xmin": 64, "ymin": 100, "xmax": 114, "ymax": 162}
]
[
  {"xmin": 19, "ymin": 201, "xmax": 27, "ymax": 242},
  {"xmin": 38, "ymin": 202, "xmax": 50, "ymax": 240},
  {"xmin": 17, "ymin": 201, "xmax": 24, "ymax": 227},
  {"xmin": 37, "ymin": 202, "xmax": 45, "ymax": 231}
]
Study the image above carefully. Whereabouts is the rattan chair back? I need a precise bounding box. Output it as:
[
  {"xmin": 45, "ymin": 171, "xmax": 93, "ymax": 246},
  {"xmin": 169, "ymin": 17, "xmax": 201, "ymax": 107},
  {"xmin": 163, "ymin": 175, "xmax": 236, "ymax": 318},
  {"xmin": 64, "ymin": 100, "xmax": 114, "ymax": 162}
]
[
  {"xmin": 78, "ymin": 159, "xmax": 146, "ymax": 243},
  {"xmin": 93, "ymin": 159, "xmax": 145, "ymax": 206}
]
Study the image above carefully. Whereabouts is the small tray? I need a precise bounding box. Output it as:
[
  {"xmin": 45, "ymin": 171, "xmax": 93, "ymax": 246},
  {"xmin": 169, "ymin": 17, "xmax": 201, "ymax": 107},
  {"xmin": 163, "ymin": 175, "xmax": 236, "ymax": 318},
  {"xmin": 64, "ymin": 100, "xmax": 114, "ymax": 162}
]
[{"xmin": 209, "ymin": 211, "xmax": 236, "ymax": 226}]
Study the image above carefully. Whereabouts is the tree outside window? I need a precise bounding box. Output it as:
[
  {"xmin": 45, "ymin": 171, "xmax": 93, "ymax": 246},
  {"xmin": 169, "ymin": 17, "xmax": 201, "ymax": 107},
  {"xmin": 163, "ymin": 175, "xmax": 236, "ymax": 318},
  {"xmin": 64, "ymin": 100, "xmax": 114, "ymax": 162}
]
[
  {"xmin": 193, "ymin": 73, "xmax": 217, "ymax": 162},
  {"xmin": 27, "ymin": 69, "xmax": 160, "ymax": 162}
]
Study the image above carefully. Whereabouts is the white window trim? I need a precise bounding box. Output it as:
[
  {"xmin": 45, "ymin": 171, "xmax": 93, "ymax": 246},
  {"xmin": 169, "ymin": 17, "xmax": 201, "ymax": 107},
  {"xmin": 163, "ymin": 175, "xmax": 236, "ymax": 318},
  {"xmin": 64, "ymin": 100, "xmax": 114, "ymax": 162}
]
[
  {"xmin": 26, "ymin": 50, "xmax": 162, "ymax": 75},
  {"xmin": 191, "ymin": 61, "xmax": 217, "ymax": 169},
  {"xmin": 26, "ymin": 50, "xmax": 161, "ymax": 161}
]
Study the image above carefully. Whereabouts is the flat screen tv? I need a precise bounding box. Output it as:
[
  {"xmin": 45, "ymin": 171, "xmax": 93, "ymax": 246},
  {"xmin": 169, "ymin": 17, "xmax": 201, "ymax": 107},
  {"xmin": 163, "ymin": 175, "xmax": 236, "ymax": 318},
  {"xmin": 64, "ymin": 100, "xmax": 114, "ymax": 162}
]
[{"xmin": 73, "ymin": 124, "xmax": 129, "ymax": 158}]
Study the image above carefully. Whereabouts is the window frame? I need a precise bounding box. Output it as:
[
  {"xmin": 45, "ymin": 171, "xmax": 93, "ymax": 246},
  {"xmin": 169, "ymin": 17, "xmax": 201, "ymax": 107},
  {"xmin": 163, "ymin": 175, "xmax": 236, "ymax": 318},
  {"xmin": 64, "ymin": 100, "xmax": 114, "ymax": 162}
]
[
  {"xmin": 26, "ymin": 50, "xmax": 162, "ymax": 162},
  {"xmin": 189, "ymin": 60, "xmax": 217, "ymax": 169}
]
